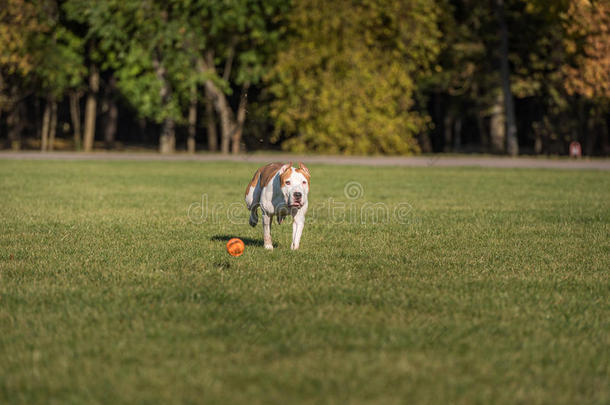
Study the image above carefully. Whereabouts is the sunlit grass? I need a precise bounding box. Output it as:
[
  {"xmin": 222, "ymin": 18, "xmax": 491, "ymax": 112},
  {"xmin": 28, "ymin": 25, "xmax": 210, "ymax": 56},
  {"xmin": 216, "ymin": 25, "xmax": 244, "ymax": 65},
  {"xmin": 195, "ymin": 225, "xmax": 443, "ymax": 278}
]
[{"xmin": 0, "ymin": 160, "xmax": 608, "ymax": 404}]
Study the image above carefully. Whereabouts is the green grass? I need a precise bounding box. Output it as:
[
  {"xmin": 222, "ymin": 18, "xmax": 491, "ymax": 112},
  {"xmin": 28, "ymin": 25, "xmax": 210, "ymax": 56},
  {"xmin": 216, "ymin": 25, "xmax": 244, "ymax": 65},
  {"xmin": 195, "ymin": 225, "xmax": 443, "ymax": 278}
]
[{"xmin": 0, "ymin": 160, "xmax": 608, "ymax": 404}]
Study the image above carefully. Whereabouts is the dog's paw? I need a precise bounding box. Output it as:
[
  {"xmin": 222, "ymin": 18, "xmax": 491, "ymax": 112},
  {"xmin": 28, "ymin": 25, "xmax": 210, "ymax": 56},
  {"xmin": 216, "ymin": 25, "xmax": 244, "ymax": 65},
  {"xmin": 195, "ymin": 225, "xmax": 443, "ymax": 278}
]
[
  {"xmin": 290, "ymin": 243, "xmax": 299, "ymax": 250},
  {"xmin": 264, "ymin": 244, "xmax": 274, "ymax": 250}
]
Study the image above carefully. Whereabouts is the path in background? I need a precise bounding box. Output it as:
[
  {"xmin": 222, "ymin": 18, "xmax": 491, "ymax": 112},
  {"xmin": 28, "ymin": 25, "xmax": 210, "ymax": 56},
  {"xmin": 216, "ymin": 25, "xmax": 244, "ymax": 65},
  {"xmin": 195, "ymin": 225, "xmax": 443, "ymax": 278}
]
[{"xmin": 1, "ymin": 151, "xmax": 609, "ymax": 170}]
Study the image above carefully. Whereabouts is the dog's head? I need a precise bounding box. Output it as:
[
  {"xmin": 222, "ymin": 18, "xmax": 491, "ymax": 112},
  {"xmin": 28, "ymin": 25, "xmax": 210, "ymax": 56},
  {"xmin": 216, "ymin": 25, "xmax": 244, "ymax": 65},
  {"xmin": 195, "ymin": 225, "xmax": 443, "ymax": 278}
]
[{"xmin": 278, "ymin": 162, "xmax": 310, "ymax": 209}]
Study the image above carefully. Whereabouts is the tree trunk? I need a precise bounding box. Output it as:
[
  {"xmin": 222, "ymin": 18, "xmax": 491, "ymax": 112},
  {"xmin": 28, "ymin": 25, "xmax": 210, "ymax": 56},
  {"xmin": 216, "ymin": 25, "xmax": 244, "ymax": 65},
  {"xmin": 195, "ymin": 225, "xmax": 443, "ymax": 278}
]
[
  {"xmin": 159, "ymin": 118, "xmax": 176, "ymax": 154},
  {"xmin": 69, "ymin": 91, "xmax": 82, "ymax": 150},
  {"xmin": 476, "ymin": 109, "xmax": 488, "ymax": 152},
  {"xmin": 231, "ymin": 129, "xmax": 241, "ymax": 154},
  {"xmin": 432, "ymin": 91, "xmax": 443, "ymax": 152},
  {"xmin": 231, "ymin": 82, "xmax": 250, "ymax": 155},
  {"xmin": 600, "ymin": 118, "xmax": 609, "ymax": 155},
  {"xmin": 205, "ymin": 87, "xmax": 218, "ymax": 152},
  {"xmin": 577, "ymin": 97, "xmax": 586, "ymax": 146},
  {"xmin": 198, "ymin": 52, "xmax": 249, "ymax": 155},
  {"xmin": 48, "ymin": 100, "xmax": 57, "ymax": 151},
  {"xmin": 187, "ymin": 85, "xmax": 197, "ymax": 154},
  {"xmin": 215, "ymin": 87, "xmax": 232, "ymax": 155},
  {"xmin": 490, "ymin": 91, "xmax": 506, "ymax": 153},
  {"xmin": 201, "ymin": 52, "xmax": 234, "ymax": 155},
  {"xmin": 453, "ymin": 117, "xmax": 462, "ymax": 152},
  {"xmin": 534, "ymin": 132, "xmax": 543, "ymax": 154},
  {"xmin": 41, "ymin": 100, "xmax": 51, "ymax": 152},
  {"xmin": 138, "ymin": 117, "xmax": 147, "ymax": 143},
  {"xmin": 103, "ymin": 76, "xmax": 118, "ymax": 149},
  {"xmin": 418, "ymin": 132, "xmax": 433, "ymax": 153},
  {"xmin": 35, "ymin": 97, "xmax": 41, "ymax": 142},
  {"xmin": 443, "ymin": 112, "xmax": 453, "ymax": 153},
  {"xmin": 585, "ymin": 114, "xmax": 598, "ymax": 156},
  {"xmin": 7, "ymin": 103, "xmax": 23, "ymax": 151},
  {"xmin": 153, "ymin": 54, "xmax": 175, "ymax": 154},
  {"xmin": 83, "ymin": 65, "xmax": 99, "ymax": 152},
  {"xmin": 496, "ymin": 0, "xmax": 518, "ymax": 156},
  {"xmin": 104, "ymin": 101, "xmax": 118, "ymax": 149}
]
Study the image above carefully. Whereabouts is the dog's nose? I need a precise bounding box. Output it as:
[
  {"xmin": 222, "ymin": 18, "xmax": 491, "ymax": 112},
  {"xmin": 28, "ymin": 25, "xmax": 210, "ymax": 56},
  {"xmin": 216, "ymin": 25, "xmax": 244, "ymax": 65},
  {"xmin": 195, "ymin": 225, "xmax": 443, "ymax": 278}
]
[{"xmin": 294, "ymin": 192, "xmax": 302, "ymax": 199}]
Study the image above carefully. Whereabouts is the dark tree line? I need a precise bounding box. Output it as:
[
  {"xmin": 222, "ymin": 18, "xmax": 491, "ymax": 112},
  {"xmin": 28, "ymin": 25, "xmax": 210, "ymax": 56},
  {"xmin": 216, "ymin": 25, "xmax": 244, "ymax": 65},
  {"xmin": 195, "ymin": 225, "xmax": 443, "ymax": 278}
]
[{"xmin": 1, "ymin": 0, "xmax": 608, "ymax": 155}]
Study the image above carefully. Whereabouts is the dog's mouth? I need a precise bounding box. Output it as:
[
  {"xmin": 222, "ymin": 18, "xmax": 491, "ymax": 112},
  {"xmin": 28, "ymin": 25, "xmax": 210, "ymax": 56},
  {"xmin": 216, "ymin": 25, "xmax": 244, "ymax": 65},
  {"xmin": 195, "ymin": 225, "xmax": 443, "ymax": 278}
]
[{"xmin": 290, "ymin": 202, "xmax": 302, "ymax": 208}]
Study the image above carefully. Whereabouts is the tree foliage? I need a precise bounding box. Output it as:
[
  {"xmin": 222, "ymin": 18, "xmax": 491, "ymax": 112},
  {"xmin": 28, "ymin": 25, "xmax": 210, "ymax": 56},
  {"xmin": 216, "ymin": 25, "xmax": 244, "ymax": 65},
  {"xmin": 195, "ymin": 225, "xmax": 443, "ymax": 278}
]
[
  {"xmin": 0, "ymin": 0, "xmax": 608, "ymax": 155},
  {"xmin": 64, "ymin": 0, "xmax": 186, "ymax": 124},
  {"xmin": 62, "ymin": 0, "xmax": 287, "ymax": 153},
  {"xmin": 0, "ymin": 0, "xmax": 44, "ymax": 77},
  {"xmin": 269, "ymin": 0, "xmax": 442, "ymax": 155},
  {"xmin": 33, "ymin": 2, "xmax": 85, "ymax": 100},
  {"xmin": 562, "ymin": 0, "xmax": 610, "ymax": 100},
  {"xmin": 0, "ymin": 0, "xmax": 46, "ymax": 110}
]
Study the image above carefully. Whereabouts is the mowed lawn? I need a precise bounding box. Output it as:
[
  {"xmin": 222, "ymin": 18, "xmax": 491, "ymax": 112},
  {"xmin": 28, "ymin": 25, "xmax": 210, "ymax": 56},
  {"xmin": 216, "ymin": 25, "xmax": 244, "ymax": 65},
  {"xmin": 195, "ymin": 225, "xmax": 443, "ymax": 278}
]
[{"xmin": 0, "ymin": 159, "xmax": 608, "ymax": 404}]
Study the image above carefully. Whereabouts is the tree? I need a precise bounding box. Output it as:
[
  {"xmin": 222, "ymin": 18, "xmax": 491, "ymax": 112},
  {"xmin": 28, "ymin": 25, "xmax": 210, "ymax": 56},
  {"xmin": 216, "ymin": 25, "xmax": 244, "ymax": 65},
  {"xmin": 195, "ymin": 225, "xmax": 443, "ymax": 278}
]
[
  {"xmin": 495, "ymin": 0, "xmax": 518, "ymax": 156},
  {"xmin": 64, "ymin": 0, "xmax": 286, "ymax": 154},
  {"xmin": 0, "ymin": 0, "xmax": 45, "ymax": 149},
  {"xmin": 515, "ymin": 0, "xmax": 609, "ymax": 155},
  {"xmin": 563, "ymin": 0, "xmax": 610, "ymax": 100},
  {"xmin": 64, "ymin": 0, "xmax": 186, "ymax": 153},
  {"xmin": 425, "ymin": 0, "xmax": 497, "ymax": 153},
  {"xmin": 1, "ymin": 0, "xmax": 85, "ymax": 151},
  {"xmin": 32, "ymin": 1, "xmax": 85, "ymax": 151},
  {"xmin": 269, "ymin": 0, "xmax": 442, "ymax": 155},
  {"xmin": 181, "ymin": 0, "xmax": 289, "ymax": 154},
  {"xmin": 561, "ymin": 0, "xmax": 610, "ymax": 155},
  {"xmin": 428, "ymin": 0, "xmax": 574, "ymax": 155},
  {"xmin": 82, "ymin": 61, "xmax": 98, "ymax": 152}
]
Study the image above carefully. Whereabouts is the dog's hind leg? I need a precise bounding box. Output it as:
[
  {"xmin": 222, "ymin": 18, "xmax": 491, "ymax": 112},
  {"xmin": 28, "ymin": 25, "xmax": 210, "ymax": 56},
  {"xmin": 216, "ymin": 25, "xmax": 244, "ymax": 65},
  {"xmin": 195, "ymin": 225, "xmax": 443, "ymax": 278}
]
[
  {"xmin": 245, "ymin": 168, "xmax": 263, "ymax": 227},
  {"xmin": 249, "ymin": 204, "xmax": 259, "ymax": 227},
  {"xmin": 246, "ymin": 185, "xmax": 261, "ymax": 227},
  {"xmin": 262, "ymin": 212, "xmax": 273, "ymax": 250},
  {"xmin": 245, "ymin": 168, "xmax": 262, "ymax": 210}
]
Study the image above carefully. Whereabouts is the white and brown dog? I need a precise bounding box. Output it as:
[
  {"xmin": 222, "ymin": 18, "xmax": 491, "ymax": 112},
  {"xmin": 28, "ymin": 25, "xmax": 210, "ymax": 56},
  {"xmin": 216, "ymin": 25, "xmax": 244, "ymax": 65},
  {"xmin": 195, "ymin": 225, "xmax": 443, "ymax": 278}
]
[{"xmin": 245, "ymin": 162, "xmax": 310, "ymax": 250}]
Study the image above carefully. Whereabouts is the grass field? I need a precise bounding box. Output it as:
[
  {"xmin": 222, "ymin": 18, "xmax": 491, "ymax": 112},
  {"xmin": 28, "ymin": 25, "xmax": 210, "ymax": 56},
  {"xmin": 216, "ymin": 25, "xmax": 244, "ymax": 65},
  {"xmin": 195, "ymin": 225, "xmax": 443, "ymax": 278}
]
[{"xmin": 0, "ymin": 159, "xmax": 608, "ymax": 404}]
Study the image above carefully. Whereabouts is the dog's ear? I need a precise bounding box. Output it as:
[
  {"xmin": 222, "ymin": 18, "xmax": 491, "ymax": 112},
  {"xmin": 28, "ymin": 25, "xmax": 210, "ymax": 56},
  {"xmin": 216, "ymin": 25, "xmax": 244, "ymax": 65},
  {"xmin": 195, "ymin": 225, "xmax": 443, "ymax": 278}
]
[
  {"xmin": 279, "ymin": 162, "xmax": 292, "ymax": 174},
  {"xmin": 298, "ymin": 162, "xmax": 310, "ymax": 177}
]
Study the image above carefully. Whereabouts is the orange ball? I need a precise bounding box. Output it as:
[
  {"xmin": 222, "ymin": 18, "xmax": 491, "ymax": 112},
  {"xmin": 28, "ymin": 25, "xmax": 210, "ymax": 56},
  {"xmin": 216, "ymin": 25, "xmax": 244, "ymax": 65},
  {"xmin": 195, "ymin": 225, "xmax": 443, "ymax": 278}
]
[{"xmin": 226, "ymin": 238, "xmax": 245, "ymax": 257}]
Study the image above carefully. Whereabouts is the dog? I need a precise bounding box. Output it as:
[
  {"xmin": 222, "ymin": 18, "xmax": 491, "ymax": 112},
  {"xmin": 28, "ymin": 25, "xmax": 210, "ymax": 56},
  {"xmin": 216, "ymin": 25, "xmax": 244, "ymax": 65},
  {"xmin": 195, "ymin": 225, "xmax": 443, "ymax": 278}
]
[{"xmin": 245, "ymin": 162, "xmax": 310, "ymax": 250}]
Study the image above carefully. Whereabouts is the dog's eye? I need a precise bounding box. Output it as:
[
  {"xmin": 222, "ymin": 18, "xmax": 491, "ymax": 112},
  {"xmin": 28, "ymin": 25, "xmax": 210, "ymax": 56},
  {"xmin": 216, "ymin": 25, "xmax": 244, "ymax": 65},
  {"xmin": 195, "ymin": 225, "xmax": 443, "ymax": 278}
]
[
  {"xmin": 285, "ymin": 181, "xmax": 291, "ymax": 185},
  {"xmin": 303, "ymin": 181, "xmax": 307, "ymax": 184}
]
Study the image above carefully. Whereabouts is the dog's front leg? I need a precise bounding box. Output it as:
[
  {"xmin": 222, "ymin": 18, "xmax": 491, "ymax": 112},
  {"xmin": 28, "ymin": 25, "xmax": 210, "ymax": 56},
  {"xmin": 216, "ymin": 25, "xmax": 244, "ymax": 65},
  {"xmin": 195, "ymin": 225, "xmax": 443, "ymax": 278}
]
[
  {"xmin": 262, "ymin": 212, "xmax": 273, "ymax": 250},
  {"xmin": 291, "ymin": 210, "xmax": 306, "ymax": 250}
]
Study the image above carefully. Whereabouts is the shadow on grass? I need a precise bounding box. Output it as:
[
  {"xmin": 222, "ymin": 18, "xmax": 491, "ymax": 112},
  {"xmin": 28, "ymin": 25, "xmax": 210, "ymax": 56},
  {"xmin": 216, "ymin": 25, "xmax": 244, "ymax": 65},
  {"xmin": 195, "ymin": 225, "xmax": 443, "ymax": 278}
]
[{"xmin": 211, "ymin": 234, "xmax": 276, "ymax": 248}]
